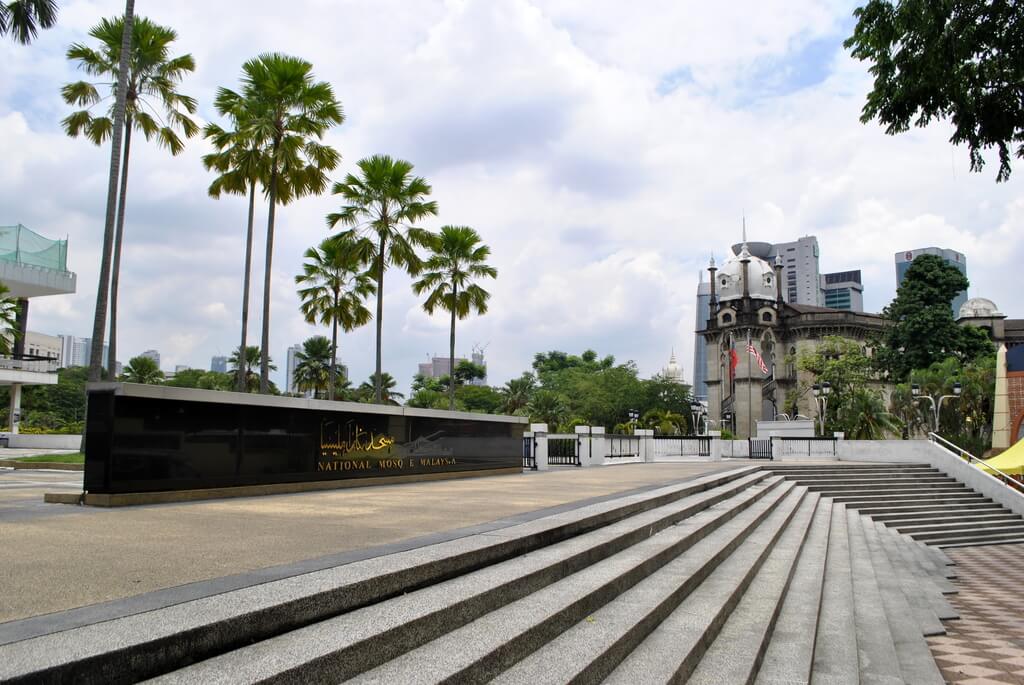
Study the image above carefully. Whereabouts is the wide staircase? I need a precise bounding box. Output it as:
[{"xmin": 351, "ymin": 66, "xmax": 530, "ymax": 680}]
[
  {"xmin": 766, "ymin": 462, "xmax": 1024, "ymax": 548},
  {"xmin": 1, "ymin": 464, "xmax": 966, "ymax": 684}
]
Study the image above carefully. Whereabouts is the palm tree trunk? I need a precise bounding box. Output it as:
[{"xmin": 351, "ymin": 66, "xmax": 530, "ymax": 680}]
[
  {"xmin": 107, "ymin": 116, "xmax": 133, "ymax": 380},
  {"xmin": 87, "ymin": 0, "xmax": 134, "ymax": 383},
  {"xmin": 237, "ymin": 180, "xmax": 256, "ymax": 392},
  {"xmin": 260, "ymin": 164, "xmax": 278, "ymax": 394},
  {"xmin": 329, "ymin": 287, "xmax": 338, "ymax": 401},
  {"xmin": 374, "ymin": 234, "xmax": 385, "ymax": 403},
  {"xmin": 449, "ymin": 281, "xmax": 457, "ymax": 412}
]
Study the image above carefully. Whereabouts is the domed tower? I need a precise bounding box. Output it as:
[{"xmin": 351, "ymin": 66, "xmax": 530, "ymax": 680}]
[{"xmin": 701, "ymin": 233, "xmax": 784, "ymax": 438}]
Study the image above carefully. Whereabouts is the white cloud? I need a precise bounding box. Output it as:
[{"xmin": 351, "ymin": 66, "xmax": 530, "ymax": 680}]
[{"xmin": 1, "ymin": 0, "xmax": 1021, "ymax": 395}]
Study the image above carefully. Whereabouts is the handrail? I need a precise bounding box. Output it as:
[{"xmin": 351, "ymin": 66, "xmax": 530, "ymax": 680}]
[{"xmin": 928, "ymin": 432, "xmax": 1023, "ymax": 492}]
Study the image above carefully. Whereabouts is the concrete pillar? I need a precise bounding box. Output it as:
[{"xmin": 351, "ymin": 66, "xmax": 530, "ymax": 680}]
[
  {"xmin": 635, "ymin": 428, "xmax": 655, "ymax": 462},
  {"xmin": 573, "ymin": 425, "xmax": 593, "ymax": 467},
  {"xmin": 590, "ymin": 426, "xmax": 606, "ymax": 465},
  {"xmin": 709, "ymin": 430, "xmax": 722, "ymax": 461},
  {"xmin": 9, "ymin": 383, "xmax": 22, "ymax": 434},
  {"xmin": 992, "ymin": 344, "xmax": 1010, "ymax": 450},
  {"xmin": 12, "ymin": 298, "xmax": 28, "ymax": 358},
  {"xmin": 530, "ymin": 423, "xmax": 549, "ymax": 470}
]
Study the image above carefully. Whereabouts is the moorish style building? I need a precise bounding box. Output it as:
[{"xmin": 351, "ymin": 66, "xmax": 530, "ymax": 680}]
[{"xmin": 699, "ymin": 238, "xmax": 888, "ymax": 438}]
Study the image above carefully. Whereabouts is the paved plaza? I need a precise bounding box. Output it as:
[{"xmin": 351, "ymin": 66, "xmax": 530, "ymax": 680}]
[
  {"xmin": 929, "ymin": 543, "xmax": 1024, "ymax": 684},
  {"xmin": 0, "ymin": 461, "xmax": 734, "ymax": 626}
]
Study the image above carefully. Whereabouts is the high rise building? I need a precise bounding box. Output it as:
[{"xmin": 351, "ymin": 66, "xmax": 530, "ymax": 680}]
[
  {"xmin": 692, "ymin": 276, "xmax": 712, "ymax": 401},
  {"xmin": 141, "ymin": 349, "xmax": 161, "ymax": 369},
  {"xmin": 210, "ymin": 356, "xmax": 228, "ymax": 373},
  {"xmin": 418, "ymin": 353, "xmax": 487, "ymax": 386},
  {"xmin": 286, "ymin": 344, "xmax": 302, "ymax": 394},
  {"xmin": 60, "ymin": 335, "xmax": 111, "ymax": 369},
  {"xmin": 820, "ymin": 270, "xmax": 864, "ymax": 312},
  {"xmin": 731, "ymin": 236, "xmax": 822, "ymax": 306},
  {"xmin": 895, "ymin": 247, "xmax": 968, "ymax": 315}
]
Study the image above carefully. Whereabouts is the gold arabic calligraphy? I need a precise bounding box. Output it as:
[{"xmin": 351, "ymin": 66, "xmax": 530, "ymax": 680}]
[{"xmin": 320, "ymin": 421, "xmax": 395, "ymax": 459}]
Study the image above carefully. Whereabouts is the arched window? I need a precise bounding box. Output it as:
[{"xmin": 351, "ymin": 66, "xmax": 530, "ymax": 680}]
[
  {"xmin": 762, "ymin": 311, "xmax": 773, "ymax": 322},
  {"xmin": 722, "ymin": 312, "xmax": 733, "ymax": 323}
]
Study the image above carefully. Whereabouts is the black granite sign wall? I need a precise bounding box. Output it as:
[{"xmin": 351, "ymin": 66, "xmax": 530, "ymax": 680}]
[{"xmin": 84, "ymin": 390, "xmax": 524, "ymax": 494}]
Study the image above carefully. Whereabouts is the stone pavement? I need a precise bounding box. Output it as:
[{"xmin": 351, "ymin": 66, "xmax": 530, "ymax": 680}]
[
  {"xmin": 929, "ymin": 543, "xmax": 1024, "ymax": 684},
  {"xmin": 0, "ymin": 462, "xmax": 734, "ymax": 625}
]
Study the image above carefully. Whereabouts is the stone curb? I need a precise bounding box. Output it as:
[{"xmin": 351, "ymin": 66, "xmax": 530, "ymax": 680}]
[{"xmin": 0, "ymin": 460, "xmax": 83, "ymax": 471}]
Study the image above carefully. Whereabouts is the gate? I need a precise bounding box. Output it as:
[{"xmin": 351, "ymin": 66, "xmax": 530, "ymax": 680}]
[
  {"xmin": 548, "ymin": 435, "xmax": 581, "ymax": 466},
  {"xmin": 748, "ymin": 438, "xmax": 773, "ymax": 460},
  {"xmin": 776, "ymin": 437, "xmax": 837, "ymax": 458},
  {"xmin": 652, "ymin": 436, "xmax": 711, "ymax": 457},
  {"xmin": 522, "ymin": 435, "xmax": 537, "ymax": 470},
  {"xmin": 607, "ymin": 434, "xmax": 641, "ymax": 459}
]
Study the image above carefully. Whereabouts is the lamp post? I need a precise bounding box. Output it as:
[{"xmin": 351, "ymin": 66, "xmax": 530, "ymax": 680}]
[
  {"xmin": 627, "ymin": 408, "xmax": 639, "ymax": 434},
  {"xmin": 911, "ymin": 382, "xmax": 962, "ymax": 434},
  {"xmin": 812, "ymin": 382, "xmax": 832, "ymax": 436}
]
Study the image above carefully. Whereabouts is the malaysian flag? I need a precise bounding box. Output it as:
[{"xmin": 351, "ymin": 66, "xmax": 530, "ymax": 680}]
[{"xmin": 747, "ymin": 341, "xmax": 769, "ymax": 376}]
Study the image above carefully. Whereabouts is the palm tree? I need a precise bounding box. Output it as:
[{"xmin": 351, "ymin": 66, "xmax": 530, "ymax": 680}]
[
  {"xmin": 296, "ymin": 235, "xmax": 375, "ymax": 400},
  {"xmin": 642, "ymin": 408, "xmax": 688, "ymax": 435},
  {"xmin": 63, "ymin": 14, "xmax": 198, "ymax": 379},
  {"xmin": 527, "ymin": 389, "xmax": 567, "ymax": 429},
  {"xmin": 293, "ymin": 335, "xmax": 331, "ymax": 398},
  {"xmin": 203, "ymin": 85, "xmax": 270, "ymax": 393},
  {"xmin": 327, "ymin": 155, "xmax": 438, "ymax": 402},
  {"xmin": 234, "ymin": 53, "xmax": 343, "ymax": 393},
  {"xmin": 412, "ymin": 226, "xmax": 497, "ymax": 410},
  {"xmin": 1, "ymin": 0, "xmax": 57, "ymax": 44},
  {"xmin": 84, "ymin": 0, "xmax": 133, "ymax": 383},
  {"xmin": 841, "ymin": 387, "xmax": 903, "ymax": 440},
  {"xmin": 358, "ymin": 372, "xmax": 404, "ymax": 405},
  {"xmin": 121, "ymin": 355, "xmax": 163, "ymax": 384},
  {"xmin": 228, "ymin": 345, "xmax": 275, "ymax": 392},
  {"xmin": 0, "ymin": 283, "xmax": 20, "ymax": 354},
  {"xmin": 500, "ymin": 374, "xmax": 535, "ymax": 415}
]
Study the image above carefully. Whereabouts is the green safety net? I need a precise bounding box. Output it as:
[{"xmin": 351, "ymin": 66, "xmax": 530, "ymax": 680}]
[{"xmin": 0, "ymin": 224, "xmax": 68, "ymax": 272}]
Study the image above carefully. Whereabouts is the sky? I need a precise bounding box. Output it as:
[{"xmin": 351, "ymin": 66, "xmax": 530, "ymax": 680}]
[{"xmin": 2, "ymin": 0, "xmax": 1021, "ymax": 394}]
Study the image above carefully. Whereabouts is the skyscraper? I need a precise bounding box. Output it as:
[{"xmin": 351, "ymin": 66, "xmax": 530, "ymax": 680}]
[
  {"xmin": 210, "ymin": 356, "xmax": 228, "ymax": 373},
  {"xmin": 895, "ymin": 247, "xmax": 968, "ymax": 315},
  {"xmin": 141, "ymin": 349, "xmax": 161, "ymax": 369},
  {"xmin": 692, "ymin": 276, "xmax": 712, "ymax": 401},
  {"xmin": 820, "ymin": 270, "xmax": 864, "ymax": 312},
  {"xmin": 731, "ymin": 236, "xmax": 823, "ymax": 306}
]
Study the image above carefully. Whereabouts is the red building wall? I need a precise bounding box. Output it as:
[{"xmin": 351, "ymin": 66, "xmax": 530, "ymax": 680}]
[{"xmin": 1009, "ymin": 372, "xmax": 1024, "ymax": 442}]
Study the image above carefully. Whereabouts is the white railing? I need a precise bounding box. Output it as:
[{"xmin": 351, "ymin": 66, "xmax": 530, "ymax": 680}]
[{"xmin": 928, "ymin": 432, "xmax": 1023, "ymax": 493}]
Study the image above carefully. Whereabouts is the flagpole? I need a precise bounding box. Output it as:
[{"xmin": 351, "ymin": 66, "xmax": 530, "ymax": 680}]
[{"xmin": 747, "ymin": 330, "xmax": 752, "ymax": 439}]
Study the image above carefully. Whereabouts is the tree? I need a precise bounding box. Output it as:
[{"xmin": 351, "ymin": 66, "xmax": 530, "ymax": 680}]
[
  {"xmin": 228, "ymin": 345, "xmax": 275, "ymax": 392},
  {"xmin": 453, "ymin": 359, "xmax": 487, "ymax": 385},
  {"xmin": 791, "ymin": 336, "xmax": 877, "ymax": 434},
  {"xmin": 845, "ymin": 0, "xmax": 1024, "ymax": 181},
  {"xmin": 83, "ymin": 0, "xmax": 133, "ymax": 383},
  {"xmin": 642, "ymin": 408, "xmax": 689, "ymax": 435},
  {"xmin": 296, "ymin": 235, "xmax": 374, "ymax": 400},
  {"xmin": 0, "ymin": 283, "xmax": 19, "ymax": 355},
  {"xmin": 527, "ymin": 389, "xmax": 567, "ymax": 429},
  {"xmin": 236, "ymin": 53, "xmax": 343, "ymax": 393},
  {"xmin": 876, "ymin": 254, "xmax": 994, "ymax": 380},
  {"xmin": 838, "ymin": 387, "xmax": 902, "ymax": 440},
  {"xmin": 413, "ymin": 226, "xmax": 497, "ymax": 411},
  {"xmin": 456, "ymin": 385, "xmax": 503, "ymax": 414},
  {"xmin": 203, "ymin": 80, "xmax": 270, "ymax": 392},
  {"xmin": 121, "ymin": 355, "xmax": 163, "ymax": 384},
  {"xmin": 500, "ymin": 374, "xmax": 535, "ymax": 415},
  {"xmin": 293, "ymin": 335, "xmax": 331, "ymax": 399},
  {"xmin": 358, "ymin": 372, "xmax": 403, "ymax": 405},
  {"xmin": 63, "ymin": 15, "xmax": 198, "ymax": 379},
  {"xmin": 327, "ymin": 154, "xmax": 438, "ymax": 402},
  {"xmin": 1, "ymin": 0, "xmax": 57, "ymax": 44}
]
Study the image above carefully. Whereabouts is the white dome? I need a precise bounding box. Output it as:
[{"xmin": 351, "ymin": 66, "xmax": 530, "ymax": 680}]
[
  {"xmin": 959, "ymin": 297, "xmax": 1003, "ymax": 319},
  {"xmin": 716, "ymin": 244, "xmax": 777, "ymax": 302},
  {"xmin": 662, "ymin": 350, "xmax": 684, "ymax": 383}
]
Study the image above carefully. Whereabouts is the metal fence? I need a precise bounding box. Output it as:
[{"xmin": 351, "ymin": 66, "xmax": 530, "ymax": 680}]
[
  {"xmin": 748, "ymin": 438, "xmax": 773, "ymax": 460},
  {"xmin": 548, "ymin": 435, "xmax": 581, "ymax": 466},
  {"xmin": 522, "ymin": 435, "xmax": 537, "ymax": 470},
  {"xmin": 606, "ymin": 434, "xmax": 641, "ymax": 459},
  {"xmin": 775, "ymin": 437, "xmax": 837, "ymax": 458},
  {"xmin": 0, "ymin": 353, "xmax": 59, "ymax": 373},
  {"xmin": 651, "ymin": 435, "xmax": 711, "ymax": 458}
]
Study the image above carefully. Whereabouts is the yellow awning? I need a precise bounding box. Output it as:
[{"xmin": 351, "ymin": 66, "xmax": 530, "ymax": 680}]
[{"xmin": 978, "ymin": 438, "xmax": 1024, "ymax": 476}]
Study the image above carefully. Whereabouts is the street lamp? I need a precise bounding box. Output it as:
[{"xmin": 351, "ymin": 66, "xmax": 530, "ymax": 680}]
[
  {"xmin": 689, "ymin": 400, "xmax": 707, "ymax": 435},
  {"xmin": 812, "ymin": 381, "xmax": 832, "ymax": 436},
  {"xmin": 911, "ymin": 381, "xmax": 962, "ymax": 434},
  {"xmin": 627, "ymin": 408, "xmax": 639, "ymax": 433}
]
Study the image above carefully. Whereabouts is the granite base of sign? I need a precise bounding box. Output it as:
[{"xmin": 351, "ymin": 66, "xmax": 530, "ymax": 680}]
[{"xmin": 72, "ymin": 383, "xmax": 527, "ymax": 505}]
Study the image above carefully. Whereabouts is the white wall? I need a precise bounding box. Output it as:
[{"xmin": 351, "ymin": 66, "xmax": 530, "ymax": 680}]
[{"xmin": 5, "ymin": 433, "xmax": 81, "ymax": 450}]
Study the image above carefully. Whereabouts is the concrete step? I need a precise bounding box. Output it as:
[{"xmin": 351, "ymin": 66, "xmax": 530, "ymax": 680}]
[
  {"xmin": 827, "ymin": 490, "xmax": 976, "ymax": 503},
  {"xmin": 500, "ymin": 490, "xmax": 816, "ymax": 685},
  {"xmin": 894, "ymin": 517, "xmax": 1023, "ymax": 535},
  {"xmin": 861, "ymin": 501, "xmax": 996, "ymax": 516},
  {"xmin": 669, "ymin": 494, "xmax": 821, "ymax": 685},
  {"xmin": 918, "ymin": 525, "xmax": 1024, "ymax": 545},
  {"xmin": 344, "ymin": 480, "xmax": 800, "ymax": 684},
  {"xmin": 888, "ymin": 532, "xmax": 960, "ymax": 616},
  {"xmin": 870, "ymin": 508, "xmax": 1010, "ymax": 523},
  {"xmin": 0, "ymin": 467, "xmax": 771, "ymax": 684},
  {"xmin": 147, "ymin": 475, "xmax": 789, "ymax": 684},
  {"xmin": 846, "ymin": 508, "xmax": 904, "ymax": 684},
  {"xmin": 938, "ymin": 537, "xmax": 1024, "ymax": 548},
  {"xmin": 776, "ymin": 474, "xmax": 946, "ymax": 483},
  {"xmin": 872, "ymin": 522, "xmax": 947, "ymax": 636},
  {"xmin": 754, "ymin": 500, "xmax": 832, "ymax": 685},
  {"xmin": 859, "ymin": 518, "xmax": 946, "ymax": 684},
  {"xmin": 810, "ymin": 501, "xmax": 859, "ymax": 685},
  {"xmin": 845, "ymin": 497, "xmax": 991, "ymax": 512},
  {"xmin": 766, "ymin": 463, "xmax": 930, "ymax": 471}
]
